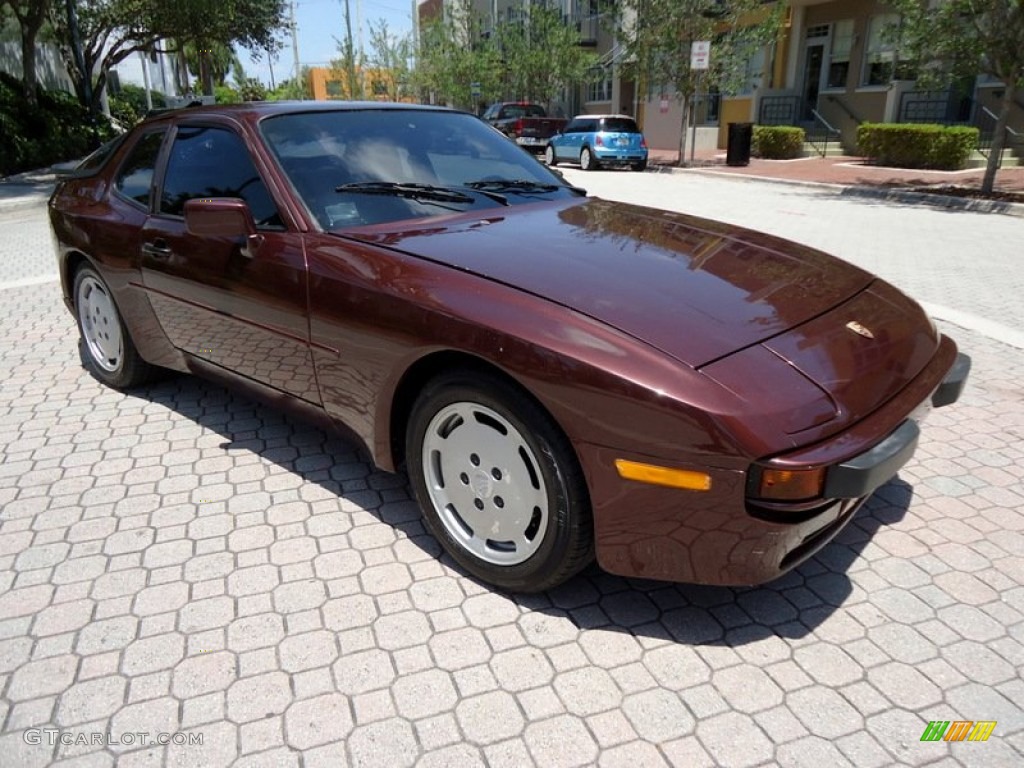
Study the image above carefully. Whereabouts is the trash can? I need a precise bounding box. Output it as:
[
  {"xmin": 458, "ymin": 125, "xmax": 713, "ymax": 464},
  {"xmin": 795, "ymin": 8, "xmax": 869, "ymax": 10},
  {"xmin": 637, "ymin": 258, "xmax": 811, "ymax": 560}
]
[{"xmin": 726, "ymin": 122, "xmax": 753, "ymax": 167}]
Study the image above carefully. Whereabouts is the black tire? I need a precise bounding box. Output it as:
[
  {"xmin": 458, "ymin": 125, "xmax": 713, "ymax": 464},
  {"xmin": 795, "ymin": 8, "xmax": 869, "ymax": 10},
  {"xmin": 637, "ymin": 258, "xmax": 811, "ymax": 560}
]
[
  {"xmin": 405, "ymin": 370, "xmax": 593, "ymax": 593},
  {"xmin": 580, "ymin": 146, "xmax": 598, "ymax": 171},
  {"xmin": 73, "ymin": 265, "xmax": 157, "ymax": 389},
  {"xmin": 544, "ymin": 144, "xmax": 558, "ymax": 166},
  {"xmin": 632, "ymin": 159, "xmax": 647, "ymax": 172}
]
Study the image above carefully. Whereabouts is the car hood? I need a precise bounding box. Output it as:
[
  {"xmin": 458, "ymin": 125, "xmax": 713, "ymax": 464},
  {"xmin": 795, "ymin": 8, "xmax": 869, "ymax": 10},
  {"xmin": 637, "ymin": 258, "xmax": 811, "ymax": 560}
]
[{"xmin": 340, "ymin": 197, "xmax": 874, "ymax": 367}]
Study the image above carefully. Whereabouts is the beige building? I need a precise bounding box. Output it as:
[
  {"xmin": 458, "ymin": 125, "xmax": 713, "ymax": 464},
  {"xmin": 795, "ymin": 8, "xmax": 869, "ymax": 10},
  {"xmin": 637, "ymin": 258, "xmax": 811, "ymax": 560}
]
[{"xmin": 419, "ymin": 0, "xmax": 1024, "ymax": 153}]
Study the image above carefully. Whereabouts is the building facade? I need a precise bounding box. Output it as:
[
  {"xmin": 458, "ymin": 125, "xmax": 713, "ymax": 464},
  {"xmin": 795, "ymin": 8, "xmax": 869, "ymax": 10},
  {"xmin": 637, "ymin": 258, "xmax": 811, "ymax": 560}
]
[{"xmin": 418, "ymin": 0, "xmax": 1023, "ymax": 154}]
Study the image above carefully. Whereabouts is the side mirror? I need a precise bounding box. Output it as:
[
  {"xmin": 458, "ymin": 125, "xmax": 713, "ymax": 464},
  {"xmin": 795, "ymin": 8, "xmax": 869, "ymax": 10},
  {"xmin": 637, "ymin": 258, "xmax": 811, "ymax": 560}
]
[{"xmin": 184, "ymin": 198, "xmax": 263, "ymax": 258}]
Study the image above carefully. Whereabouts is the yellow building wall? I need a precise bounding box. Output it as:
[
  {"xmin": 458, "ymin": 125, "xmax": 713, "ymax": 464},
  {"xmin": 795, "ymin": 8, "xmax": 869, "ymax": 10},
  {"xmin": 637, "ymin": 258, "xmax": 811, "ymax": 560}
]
[{"xmin": 717, "ymin": 98, "xmax": 754, "ymax": 148}]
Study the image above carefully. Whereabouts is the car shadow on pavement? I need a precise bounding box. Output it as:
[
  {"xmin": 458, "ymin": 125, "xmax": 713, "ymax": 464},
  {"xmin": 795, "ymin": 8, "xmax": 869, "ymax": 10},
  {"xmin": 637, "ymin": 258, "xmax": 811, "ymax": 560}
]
[
  {"xmin": 132, "ymin": 371, "xmax": 913, "ymax": 649},
  {"xmin": 513, "ymin": 478, "xmax": 913, "ymax": 647}
]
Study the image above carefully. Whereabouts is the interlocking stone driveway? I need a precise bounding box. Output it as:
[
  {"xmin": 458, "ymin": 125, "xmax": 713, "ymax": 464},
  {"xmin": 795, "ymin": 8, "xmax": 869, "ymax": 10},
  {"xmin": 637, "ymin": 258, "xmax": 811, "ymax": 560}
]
[{"xmin": 1, "ymin": 178, "xmax": 1022, "ymax": 767}]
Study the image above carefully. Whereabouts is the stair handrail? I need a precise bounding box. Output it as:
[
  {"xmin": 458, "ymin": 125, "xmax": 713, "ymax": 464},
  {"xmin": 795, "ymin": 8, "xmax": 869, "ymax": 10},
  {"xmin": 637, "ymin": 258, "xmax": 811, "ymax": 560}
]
[
  {"xmin": 807, "ymin": 108, "xmax": 841, "ymax": 158},
  {"xmin": 980, "ymin": 105, "xmax": 1021, "ymax": 138}
]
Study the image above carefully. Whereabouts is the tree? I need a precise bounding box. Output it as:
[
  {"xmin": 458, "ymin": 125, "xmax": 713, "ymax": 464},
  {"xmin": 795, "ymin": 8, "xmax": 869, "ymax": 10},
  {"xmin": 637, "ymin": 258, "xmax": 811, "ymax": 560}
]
[
  {"xmin": 365, "ymin": 17, "xmax": 411, "ymax": 101},
  {"xmin": 332, "ymin": 32, "xmax": 363, "ymax": 100},
  {"xmin": 49, "ymin": 0, "xmax": 287, "ymax": 112},
  {"xmin": 411, "ymin": 0, "xmax": 503, "ymax": 109},
  {"xmin": 615, "ymin": 0, "xmax": 784, "ymax": 163},
  {"xmin": 890, "ymin": 0, "xmax": 1024, "ymax": 193},
  {"xmin": 151, "ymin": 0, "xmax": 286, "ymax": 95},
  {"xmin": 183, "ymin": 40, "xmax": 241, "ymax": 89},
  {"xmin": 4, "ymin": 0, "xmax": 51, "ymax": 106},
  {"xmin": 493, "ymin": 3, "xmax": 598, "ymax": 104}
]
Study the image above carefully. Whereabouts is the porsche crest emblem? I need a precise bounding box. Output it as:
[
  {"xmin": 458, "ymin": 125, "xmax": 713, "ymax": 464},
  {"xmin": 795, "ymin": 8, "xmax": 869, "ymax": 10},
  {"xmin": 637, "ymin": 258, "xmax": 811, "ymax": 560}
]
[{"xmin": 846, "ymin": 320, "xmax": 875, "ymax": 339}]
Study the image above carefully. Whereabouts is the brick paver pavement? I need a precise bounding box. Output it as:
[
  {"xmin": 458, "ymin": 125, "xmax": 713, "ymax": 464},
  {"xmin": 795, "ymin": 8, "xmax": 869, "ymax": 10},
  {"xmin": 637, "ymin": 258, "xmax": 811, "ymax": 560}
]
[{"xmin": 1, "ymin": 173, "xmax": 1022, "ymax": 767}]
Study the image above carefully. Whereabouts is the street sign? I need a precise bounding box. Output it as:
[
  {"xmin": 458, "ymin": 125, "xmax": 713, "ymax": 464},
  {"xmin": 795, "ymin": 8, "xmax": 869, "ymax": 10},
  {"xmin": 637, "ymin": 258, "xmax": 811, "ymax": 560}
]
[
  {"xmin": 690, "ymin": 40, "xmax": 711, "ymax": 70},
  {"xmin": 470, "ymin": 81, "xmax": 481, "ymax": 99}
]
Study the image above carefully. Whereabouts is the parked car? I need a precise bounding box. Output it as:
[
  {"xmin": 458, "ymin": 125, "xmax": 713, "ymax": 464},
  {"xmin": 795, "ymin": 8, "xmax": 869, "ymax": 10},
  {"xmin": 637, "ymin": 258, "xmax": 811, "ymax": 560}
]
[
  {"xmin": 50, "ymin": 102, "xmax": 969, "ymax": 593},
  {"xmin": 546, "ymin": 114, "xmax": 649, "ymax": 171},
  {"xmin": 482, "ymin": 101, "xmax": 568, "ymax": 152}
]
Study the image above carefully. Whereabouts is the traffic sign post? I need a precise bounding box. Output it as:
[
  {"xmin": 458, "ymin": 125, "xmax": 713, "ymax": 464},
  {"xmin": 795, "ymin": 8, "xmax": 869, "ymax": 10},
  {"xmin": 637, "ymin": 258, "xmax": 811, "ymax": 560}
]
[{"xmin": 689, "ymin": 41, "xmax": 711, "ymax": 163}]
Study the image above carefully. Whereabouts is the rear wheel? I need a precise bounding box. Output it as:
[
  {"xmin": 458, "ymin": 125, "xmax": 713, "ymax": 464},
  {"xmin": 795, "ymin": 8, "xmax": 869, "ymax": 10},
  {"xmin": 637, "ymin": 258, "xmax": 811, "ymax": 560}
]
[
  {"xmin": 74, "ymin": 265, "xmax": 156, "ymax": 389},
  {"xmin": 544, "ymin": 144, "xmax": 558, "ymax": 166},
  {"xmin": 406, "ymin": 370, "xmax": 593, "ymax": 593},
  {"xmin": 580, "ymin": 146, "xmax": 598, "ymax": 171},
  {"xmin": 632, "ymin": 159, "xmax": 647, "ymax": 172}
]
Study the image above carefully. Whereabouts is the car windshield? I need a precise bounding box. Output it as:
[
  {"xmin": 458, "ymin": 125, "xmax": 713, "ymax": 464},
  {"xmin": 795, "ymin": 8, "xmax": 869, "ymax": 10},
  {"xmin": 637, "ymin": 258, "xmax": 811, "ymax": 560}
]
[
  {"xmin": 600, "ymin": 117, "xmax": 640, "ymax": 133},
  {"xmin": 260, "ymin": 108, "xmax": 578, "ymax": 229}
]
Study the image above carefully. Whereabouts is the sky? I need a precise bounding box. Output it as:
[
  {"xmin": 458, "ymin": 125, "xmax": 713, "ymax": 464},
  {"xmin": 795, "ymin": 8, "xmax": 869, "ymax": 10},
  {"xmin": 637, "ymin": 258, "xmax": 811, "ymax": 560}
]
[{"xmin": 241, "ymin": 0, "xmax": 417, "ymax": 88}]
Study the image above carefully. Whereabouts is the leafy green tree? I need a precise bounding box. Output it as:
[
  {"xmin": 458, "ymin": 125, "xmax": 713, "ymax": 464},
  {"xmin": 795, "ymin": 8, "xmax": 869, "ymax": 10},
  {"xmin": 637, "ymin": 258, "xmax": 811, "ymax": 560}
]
[
  {"xmin": 365, "ymin": 17, "xmax": 410, "ymax": 101},
  {"xmin": 49, "ymin": 0, "xmax": 287, "ymax": 112},
  {"xmin": 889, "ymin": 0, "xmax": 1024, "ymax": 193},
  {"xmin": 615, "ymin": 0, "xmax": 784, "ymax": 162},
  {"xmin": 183, "ymin": 40, "xmax": 242, "ymax": 89},
  {"xmin": 493, "ymin": 3, "xmax": 598, "ymax": 104},
  {"xmin": 411, "ymin": 0, "xmax": 503, "ymax": 110},
  {"xmin": 331, "ymin": 32, "xmax": 364, "ymax": 100}
]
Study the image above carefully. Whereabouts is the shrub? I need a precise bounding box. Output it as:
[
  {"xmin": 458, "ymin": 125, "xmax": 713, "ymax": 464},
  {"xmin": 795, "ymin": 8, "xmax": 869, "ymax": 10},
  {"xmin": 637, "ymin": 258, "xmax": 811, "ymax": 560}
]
[
  {"xmin": 752, "ymin": 125, "xmax": 805, "ymax": 159},
  {"xmin": 109, "ymin": 83, "xmax": 167, "ymax": 126},
  {"xmin": 857, "ymin": 123, "xmax": 978, "ymax": 170},
  {"xmin": 0, "ymin": 72, "xmax": 114, "ymax": 176}
]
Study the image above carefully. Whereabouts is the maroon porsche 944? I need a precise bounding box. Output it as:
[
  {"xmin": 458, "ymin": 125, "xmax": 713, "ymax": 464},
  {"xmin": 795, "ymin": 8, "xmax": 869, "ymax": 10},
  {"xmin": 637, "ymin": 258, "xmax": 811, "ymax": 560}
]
[{"xmin": 49, "ymin": 102, "xmax": 969, "ymax": 592}]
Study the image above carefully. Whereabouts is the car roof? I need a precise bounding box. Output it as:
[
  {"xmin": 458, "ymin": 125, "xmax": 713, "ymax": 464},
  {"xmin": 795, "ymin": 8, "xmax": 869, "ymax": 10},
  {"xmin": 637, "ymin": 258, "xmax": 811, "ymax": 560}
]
[
  {"xmin": 139, "ymin": 100, "xmax": 458, "ymax": 127},
  {"xmin": 570, "ymin": 114, "xmax": 636, "ymax": 121}
]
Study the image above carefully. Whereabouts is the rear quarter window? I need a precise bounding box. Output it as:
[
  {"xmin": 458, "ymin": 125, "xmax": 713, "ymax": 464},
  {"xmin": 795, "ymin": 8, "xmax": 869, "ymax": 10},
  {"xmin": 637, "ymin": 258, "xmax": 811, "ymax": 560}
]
[{"xmin": 113, "ymin": 130, "xmax": 166, "ymax": 208}]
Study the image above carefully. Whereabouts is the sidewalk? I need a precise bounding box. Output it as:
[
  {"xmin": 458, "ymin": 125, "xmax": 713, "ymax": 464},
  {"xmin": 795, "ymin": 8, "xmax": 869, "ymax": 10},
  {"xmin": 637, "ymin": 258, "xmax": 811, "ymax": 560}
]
[{"xmin": 648, "ymin": 148, "xmax": 1024, "ymax": 196}]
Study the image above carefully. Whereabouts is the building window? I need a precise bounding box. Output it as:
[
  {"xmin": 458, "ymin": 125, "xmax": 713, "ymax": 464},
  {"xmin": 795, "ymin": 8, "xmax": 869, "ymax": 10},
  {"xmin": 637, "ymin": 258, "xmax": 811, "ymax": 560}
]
[
  {"xmin": 826, "ymin": 19, "xmax": 854, "ymax": 89},
  {"xmin": 862, "ymin": 14, "xmax": 911, "ymax": 86},
  {"xmin": 587, "ymin": 73, "xmax": 612, "ymax": 102}
]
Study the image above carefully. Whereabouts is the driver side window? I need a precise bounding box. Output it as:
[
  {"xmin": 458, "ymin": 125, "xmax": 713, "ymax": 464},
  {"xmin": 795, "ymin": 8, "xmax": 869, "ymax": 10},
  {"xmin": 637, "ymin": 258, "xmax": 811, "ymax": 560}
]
[{"xmin": 160, "ymin": 125, "xmax": 284, "ymax": 229}]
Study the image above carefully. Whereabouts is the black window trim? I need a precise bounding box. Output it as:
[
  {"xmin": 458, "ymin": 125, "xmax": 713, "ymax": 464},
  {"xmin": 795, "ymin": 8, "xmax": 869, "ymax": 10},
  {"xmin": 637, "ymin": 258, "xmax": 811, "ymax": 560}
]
[{"xmin": 111, "ymin": 127, "xmax": 169, "ymax": 213}]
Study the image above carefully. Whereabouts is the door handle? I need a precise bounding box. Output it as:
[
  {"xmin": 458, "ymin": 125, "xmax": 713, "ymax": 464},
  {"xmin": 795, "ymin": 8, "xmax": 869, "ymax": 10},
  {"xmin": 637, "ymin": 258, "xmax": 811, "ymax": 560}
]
[{"xmin": 141, "ymin": 239, "xmax": 172, "ymax": 260}]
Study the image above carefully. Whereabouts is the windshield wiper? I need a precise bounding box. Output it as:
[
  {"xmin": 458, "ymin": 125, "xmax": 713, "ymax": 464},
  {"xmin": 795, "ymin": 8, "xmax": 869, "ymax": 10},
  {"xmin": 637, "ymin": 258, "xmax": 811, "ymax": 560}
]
[
  {"xmin": 336, "ymin": 181, "xmax": 476, "ymax": 204},
  {"xmin": 335, "ymin": 181, "xmax": 509, "ymax": 207},
  {"xmin": 466, "ymin": 179, "xmax": 587, "ymax": 197}
]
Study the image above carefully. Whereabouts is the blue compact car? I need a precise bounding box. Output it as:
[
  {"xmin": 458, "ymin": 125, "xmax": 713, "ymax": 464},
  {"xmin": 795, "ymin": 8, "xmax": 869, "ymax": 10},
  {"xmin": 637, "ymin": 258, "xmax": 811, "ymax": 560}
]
[{"xmin": 545, "ymin": 114, "xmax": 649, "ymax": 171}]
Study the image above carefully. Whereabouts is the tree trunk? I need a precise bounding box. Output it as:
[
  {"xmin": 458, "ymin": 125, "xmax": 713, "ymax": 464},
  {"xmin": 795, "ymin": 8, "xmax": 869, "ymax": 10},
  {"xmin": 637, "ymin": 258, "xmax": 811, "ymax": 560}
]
[
  {"xmin": 21, "ymin": 24, "xmax": 39, "ymax": 105},
  {"xmin": 15, "ymin": 6, "xmax": 46, "ymax": 107},
  {"xmin": 981, "ymin": 80, "xmax": 1016, "ymax": 194},
  {"xmin": 677, "ymin": 91, "xmax": 692, "ymax": 165},
  {"xmin": 200, "ymin": 51, "xmax": 214, "ymax": 96}
]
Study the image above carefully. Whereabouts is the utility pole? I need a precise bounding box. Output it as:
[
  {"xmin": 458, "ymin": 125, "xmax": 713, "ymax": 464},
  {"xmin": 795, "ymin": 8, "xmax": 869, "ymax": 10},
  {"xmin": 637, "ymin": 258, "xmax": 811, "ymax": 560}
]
[
  {"xmin": 290, "ymin": 0, "xmax": 302, "ymax": 98},
  {"xmin": 343, "ymin": 0, "xmax": 358, "ymax": 98}
]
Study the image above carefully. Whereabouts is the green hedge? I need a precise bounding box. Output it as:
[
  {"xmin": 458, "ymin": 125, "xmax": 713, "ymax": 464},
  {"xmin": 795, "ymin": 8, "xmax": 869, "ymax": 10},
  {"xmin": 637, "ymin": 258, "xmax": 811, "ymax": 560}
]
[
  {"xmin": 0, "ymin": 72, "xmax": 114, "ymax": 176},
  {"xmin": 752, "ymin": 125, "xmax": 805, "ymax": 159},
  {"xmin": 857, "ymin": 123, "xmax": 978, "ymax": 170},
  {"xmin": 108, "ymin": 83, "xmax": 166, "ymax": 127}
]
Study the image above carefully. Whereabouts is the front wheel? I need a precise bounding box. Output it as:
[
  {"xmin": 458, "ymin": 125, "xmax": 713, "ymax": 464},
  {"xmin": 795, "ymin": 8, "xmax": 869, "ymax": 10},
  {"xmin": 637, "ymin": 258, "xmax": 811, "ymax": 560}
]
[
  {"xmin": 544, "ymin": 144, "xmax": 558, "ymax": 166},
  {"xmin": 406, "ymin": 371, "xmax": 593, "ymax": 593},
  {"xmin": 74, "ymin": 265, "xmax": 157, "ymax": 389},
  {"xmin": 580, "ymin": 146, "xmax": 598, "ymax": 171}
]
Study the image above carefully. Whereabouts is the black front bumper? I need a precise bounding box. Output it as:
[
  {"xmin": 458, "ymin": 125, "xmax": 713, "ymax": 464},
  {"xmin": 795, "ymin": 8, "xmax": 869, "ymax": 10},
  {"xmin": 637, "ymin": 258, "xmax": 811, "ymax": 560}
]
[
  {"xmin": 825, "ymin": 351, "xmax": 970, "ymax": 499},
  {"xmin": 931, "ymin": 352, "xmax": 971, "ymax": 408}
]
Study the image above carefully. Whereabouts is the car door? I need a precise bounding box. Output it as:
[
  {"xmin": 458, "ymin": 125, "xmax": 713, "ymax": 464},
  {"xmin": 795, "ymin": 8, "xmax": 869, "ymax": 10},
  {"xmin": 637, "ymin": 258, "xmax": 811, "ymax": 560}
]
[
  {"xmin": 554, "ymin": 120, "xmax": 576, "ymax": 160},
  {"xmin": 140, "ymin": 120, "xmax": 318, "ymax": 403}
]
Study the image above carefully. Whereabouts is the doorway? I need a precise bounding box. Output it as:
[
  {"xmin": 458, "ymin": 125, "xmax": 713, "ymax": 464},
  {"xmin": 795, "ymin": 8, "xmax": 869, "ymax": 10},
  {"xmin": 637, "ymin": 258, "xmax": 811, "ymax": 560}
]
[{"xmin": 802, "ymin": 43, "xmax": 825, "ymax": 121}]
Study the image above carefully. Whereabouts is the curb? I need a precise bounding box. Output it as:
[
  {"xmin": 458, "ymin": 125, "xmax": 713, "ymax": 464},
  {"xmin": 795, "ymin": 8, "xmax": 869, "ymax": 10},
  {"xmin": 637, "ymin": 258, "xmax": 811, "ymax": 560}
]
[{"xmin": 650, "ymin": 164, "xmax": 1024, "ymax": 219}]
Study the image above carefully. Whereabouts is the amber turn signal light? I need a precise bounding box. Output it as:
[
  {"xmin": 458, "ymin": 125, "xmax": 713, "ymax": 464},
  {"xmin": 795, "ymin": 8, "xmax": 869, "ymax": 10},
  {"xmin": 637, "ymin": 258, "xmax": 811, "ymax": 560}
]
[
  {"xmin": 757, "ymin": 467, "xmax": 826, "ymax": 501},
  {"xmin": 615, "ymin": 460, "xmax": 712, "ymax": 491}
]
